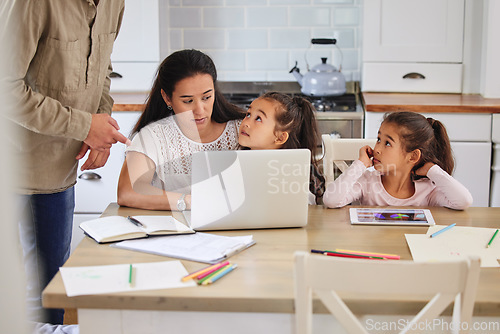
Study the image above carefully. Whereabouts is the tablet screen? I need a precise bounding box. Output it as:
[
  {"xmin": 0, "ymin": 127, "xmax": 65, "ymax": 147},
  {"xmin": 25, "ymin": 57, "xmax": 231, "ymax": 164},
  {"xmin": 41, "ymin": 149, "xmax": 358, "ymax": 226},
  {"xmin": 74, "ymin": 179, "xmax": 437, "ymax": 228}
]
[{"xmin": 351, "ymin": 208, "xmax": 433, "ymax": 225}]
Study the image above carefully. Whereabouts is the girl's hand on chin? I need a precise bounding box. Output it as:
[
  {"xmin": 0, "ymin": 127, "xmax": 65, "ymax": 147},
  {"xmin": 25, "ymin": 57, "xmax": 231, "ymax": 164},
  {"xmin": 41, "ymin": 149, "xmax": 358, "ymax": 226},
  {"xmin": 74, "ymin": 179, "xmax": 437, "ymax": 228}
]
[{"xmin": 359, "ymin": 145, "xmax": 374, "ymax": 168}]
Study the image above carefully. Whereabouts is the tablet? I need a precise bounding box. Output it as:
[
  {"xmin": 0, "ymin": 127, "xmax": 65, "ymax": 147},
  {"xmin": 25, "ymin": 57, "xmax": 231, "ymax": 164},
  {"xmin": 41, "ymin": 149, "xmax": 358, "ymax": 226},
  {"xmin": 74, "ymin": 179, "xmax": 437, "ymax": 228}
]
[{"xmin": 349, "ymin": 208, "xmax": 435, "ymax": 226}]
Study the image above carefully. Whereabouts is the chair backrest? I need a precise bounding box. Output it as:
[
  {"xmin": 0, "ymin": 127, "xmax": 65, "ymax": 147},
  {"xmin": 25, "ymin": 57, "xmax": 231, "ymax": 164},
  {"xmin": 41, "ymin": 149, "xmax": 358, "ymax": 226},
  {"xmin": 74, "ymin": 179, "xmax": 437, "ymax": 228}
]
[
  {"xmin": 293, "ymin": 251, "xmax": 480, "ymax": 334},
  {"xmin": 321, "ymin": 135, "xmax": 377, "ymax": 185}
]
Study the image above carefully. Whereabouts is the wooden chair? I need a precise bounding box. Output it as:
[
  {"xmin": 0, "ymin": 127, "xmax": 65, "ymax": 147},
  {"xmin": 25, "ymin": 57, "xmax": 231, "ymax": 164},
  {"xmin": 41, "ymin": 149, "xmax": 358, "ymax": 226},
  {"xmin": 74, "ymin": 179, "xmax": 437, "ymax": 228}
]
[
  {"xmin": 293, "ymin": 251, "xmax": 480, "ymax": 334},
  {"xmin": 321, "ymin": 135, "xmax": 377, "ymax": 185}
]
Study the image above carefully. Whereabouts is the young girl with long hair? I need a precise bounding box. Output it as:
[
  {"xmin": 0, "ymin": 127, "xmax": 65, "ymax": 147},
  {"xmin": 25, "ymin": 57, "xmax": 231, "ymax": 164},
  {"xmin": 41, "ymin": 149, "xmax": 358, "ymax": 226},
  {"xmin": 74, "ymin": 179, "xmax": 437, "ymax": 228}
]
[
  {"xmin": 238, "ymin": 92, "xmax": 325, "ymax": 204},
  {"xmin": 117, "ymin": 49, "xmax": 245, "ymax": 211},
  {"xmin": 322, "ymin": 111, "xmax": 472, "ymax": 210}
]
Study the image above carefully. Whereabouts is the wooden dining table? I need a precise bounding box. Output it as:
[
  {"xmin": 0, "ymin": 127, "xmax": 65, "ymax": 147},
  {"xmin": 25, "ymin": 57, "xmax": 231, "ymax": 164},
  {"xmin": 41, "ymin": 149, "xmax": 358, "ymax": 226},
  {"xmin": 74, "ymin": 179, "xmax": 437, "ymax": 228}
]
[{"xmin": 42, "ymin": 204, "xmax": 500, "ymax": 333}]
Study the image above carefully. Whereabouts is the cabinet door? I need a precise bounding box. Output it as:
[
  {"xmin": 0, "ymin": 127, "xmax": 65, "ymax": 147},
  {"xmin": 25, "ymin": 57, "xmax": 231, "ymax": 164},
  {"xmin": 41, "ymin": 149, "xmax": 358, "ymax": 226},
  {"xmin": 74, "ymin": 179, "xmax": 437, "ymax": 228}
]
[
  {"xmin": 72, "ymin": 214, "xmax": 100, "ymax": 253},
  {"xmin": 111, "ymin": 0, "xmax": 159, "ymax": 62},
  {"xmin": 363, "ymin": 0, "xmax": 465, "ymax": 63},
  {"xmin": 74, "ymin": 112, "xmax": 141, "ymax": 213},
  {"xmin": 451, "ymin": 142, "xmax": 491, "ymax": 207}
]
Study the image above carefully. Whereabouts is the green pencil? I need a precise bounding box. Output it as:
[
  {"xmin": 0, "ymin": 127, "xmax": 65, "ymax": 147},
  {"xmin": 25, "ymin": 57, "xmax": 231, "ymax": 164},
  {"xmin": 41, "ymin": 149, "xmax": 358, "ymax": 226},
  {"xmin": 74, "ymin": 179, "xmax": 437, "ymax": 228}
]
[
  {"xmin": 487, "ymin": 229, "xmax": 499, "ymax": 248},
  {"xmin": 128, "ymin": 264, "xmax": 133, "ymax": 285}
]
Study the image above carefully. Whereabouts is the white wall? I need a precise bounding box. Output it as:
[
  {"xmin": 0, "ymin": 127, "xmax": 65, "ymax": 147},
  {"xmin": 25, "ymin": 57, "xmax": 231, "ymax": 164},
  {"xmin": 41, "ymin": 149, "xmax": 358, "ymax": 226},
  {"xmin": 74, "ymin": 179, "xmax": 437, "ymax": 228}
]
[
  {"xmin": 480, "ymin": 0, "xmax": 500, "ymax": 98},
  {"xmin": 160, "ymin": 0, "xmax": 362, "ymax": 82}
]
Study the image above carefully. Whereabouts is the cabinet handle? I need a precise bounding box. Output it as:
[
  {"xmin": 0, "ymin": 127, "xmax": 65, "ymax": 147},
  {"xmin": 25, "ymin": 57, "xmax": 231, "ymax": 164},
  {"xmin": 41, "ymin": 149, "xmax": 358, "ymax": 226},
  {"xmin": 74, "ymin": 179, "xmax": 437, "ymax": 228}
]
[
  {"xmin": 110, "ymin": 71, "xmax": 123, "ymax": 78},
  {"xmin": 78, "ymin": 172, "xmax": 102, "ymax": 180},
  {"xmin": 403, "ymin": 72, "xmax": 425, "ymax": 79}
]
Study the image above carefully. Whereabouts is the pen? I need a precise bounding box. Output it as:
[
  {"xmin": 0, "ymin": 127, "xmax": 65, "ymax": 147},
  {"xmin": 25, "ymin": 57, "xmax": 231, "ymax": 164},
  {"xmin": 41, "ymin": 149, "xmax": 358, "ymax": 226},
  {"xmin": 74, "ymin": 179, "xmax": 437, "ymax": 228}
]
[
  {"xmin": 181, "ymin": 261, "xmax": 230, "ymax": 282},
  {"xmin": 487, "ymin": 229, "xmax": 499, "ymax": 248},
  {"xmin": 429, "ymin": 223, "xmax": 456, "ymax": 238},
  {"xmin": 201, "ymin": 264, "xmax": 237, "ymax": 285},
  {"xmin": 128, "ymin": 264, "xmax": 133, "ymax": 286},
  {"xmin": 127, "ymin": 216, "xmax": 144, "ymax": 228}
]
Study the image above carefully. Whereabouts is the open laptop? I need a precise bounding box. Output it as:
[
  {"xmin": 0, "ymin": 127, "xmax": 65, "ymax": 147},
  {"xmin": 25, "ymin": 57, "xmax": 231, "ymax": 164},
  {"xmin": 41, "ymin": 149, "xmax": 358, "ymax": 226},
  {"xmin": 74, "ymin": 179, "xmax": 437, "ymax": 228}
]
[{"xmin": 183, "ymin": 149, "xmax": 311, "ymax": 231}]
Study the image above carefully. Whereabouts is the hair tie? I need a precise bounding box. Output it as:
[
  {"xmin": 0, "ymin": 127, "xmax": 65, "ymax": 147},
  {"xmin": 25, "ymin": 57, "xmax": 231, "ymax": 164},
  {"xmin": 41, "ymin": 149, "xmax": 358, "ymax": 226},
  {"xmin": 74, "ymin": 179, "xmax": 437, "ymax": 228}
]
[{"xmin": 427, "ymin": 117, "xmax": 436, "ymax": 128}]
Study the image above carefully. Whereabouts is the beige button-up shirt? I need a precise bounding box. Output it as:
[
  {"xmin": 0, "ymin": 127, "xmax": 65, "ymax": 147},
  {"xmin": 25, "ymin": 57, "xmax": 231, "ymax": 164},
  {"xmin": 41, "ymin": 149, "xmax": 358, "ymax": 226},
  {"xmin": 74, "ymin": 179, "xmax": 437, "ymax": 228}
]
[{"xmin": 1, "ymin": 0, "xmax": 125, "ymax": 194}]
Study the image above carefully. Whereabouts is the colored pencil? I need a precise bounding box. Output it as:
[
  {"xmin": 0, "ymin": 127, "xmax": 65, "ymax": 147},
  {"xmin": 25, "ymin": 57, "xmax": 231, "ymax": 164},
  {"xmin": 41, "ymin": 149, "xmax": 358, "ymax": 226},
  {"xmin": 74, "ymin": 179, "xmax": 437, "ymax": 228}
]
[
  {"xmin": 201, "ymin": 264, "xmax": 237, "ymax": 285},
  {"xmin": 487, "ymin": 229, "xmax": 499, "ymax": 248},
  {"xmin": 311, "ymin": 249, "xmax": 384, "ymax": 260},
  {"xmin": 335, "ymin": 248, "xmax": 400, "ymax": 260},
  {"xmin": 197, "ymin": 264, "xmax": 232, "ymax": 285},
  {"xmin": 181, "ymin": 261, "xmax": 230, "ymax": 282},
  {"xmin": 128, "ymin": 264, "xmax": 133, "ymax": 285},
  {"xmin": 429, "ymin": 223, "xmax": 456, "ymax": 238}
]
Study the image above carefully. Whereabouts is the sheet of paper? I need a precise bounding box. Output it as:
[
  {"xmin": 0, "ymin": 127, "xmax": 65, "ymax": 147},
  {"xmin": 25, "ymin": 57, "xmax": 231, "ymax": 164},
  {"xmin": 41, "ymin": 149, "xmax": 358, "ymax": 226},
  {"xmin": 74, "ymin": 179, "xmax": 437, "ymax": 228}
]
[
  {"xmin": 60, "ymin": 260, "xmax": 195, "ymax": 297},
  {"xmin": 112, "ymin": 232, "xmax": 254, "ymax": 264},
  {"xmin": 405, "ymin": 225, "xmax": 500, "ymax": 267}
]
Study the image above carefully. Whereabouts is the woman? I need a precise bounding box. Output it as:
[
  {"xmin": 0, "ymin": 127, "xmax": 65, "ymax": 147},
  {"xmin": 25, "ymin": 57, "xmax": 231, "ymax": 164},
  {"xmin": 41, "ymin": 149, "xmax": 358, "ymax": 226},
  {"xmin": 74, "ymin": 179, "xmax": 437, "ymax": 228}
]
[{"xmin": 117, "ymin": 49, "xmax": 245, "ymax": 210}]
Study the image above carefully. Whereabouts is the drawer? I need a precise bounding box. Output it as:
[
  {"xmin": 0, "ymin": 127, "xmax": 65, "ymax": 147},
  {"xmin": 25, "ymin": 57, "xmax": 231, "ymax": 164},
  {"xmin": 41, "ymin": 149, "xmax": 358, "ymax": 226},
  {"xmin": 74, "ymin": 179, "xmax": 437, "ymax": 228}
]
[
  {"xmin": 110, "ymin": 62, "xmax": 159, "ymax": 92},
  {"xmin": 362, "ymin": 62, "xmax": 463, "ymax": 93}
]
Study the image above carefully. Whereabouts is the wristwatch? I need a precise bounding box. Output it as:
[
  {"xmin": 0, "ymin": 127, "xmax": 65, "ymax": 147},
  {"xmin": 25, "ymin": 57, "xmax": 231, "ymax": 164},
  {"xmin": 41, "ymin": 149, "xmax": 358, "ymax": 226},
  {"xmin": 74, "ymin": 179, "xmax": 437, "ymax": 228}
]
[{"xmin": 177, "ymin": 194, "xmax": 187, "ymax": 211}]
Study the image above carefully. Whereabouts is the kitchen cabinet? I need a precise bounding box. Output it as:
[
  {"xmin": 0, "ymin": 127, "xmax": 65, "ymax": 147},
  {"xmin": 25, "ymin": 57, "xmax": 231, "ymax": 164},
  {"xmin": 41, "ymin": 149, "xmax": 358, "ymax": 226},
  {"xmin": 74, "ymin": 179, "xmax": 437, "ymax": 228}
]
[
  {"xmin": 72, "ymin": 111, "xmax": 141, "ymax": 252},
  {"xmin": 364, "ymin": 111, "xmax": 492, "ymax": 207},
  {"xmin": 362, "ymin": 0, "xmax": 465, "ymax": 93},
  {"xmin": 110, "ymin": 0, "xmax": 160, "ymax": 92}
]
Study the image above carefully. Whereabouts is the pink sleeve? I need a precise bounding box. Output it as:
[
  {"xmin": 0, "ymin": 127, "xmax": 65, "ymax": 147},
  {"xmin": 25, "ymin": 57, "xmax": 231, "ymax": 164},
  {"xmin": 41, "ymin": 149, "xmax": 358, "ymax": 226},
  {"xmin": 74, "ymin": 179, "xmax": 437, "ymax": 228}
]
[
  {"xmin": 426, "ymin": 165, "xmax": 473, "ymax": 210},
  {"xmin": 323, "ymin": 160, "xmax": 366, "ymax": 208}
]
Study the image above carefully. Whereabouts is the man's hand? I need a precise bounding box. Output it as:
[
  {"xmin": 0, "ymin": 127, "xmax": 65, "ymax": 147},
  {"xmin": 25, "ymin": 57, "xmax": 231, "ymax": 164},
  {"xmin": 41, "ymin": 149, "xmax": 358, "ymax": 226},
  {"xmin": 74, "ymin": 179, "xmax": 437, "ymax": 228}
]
[
  {"xmin": 84, "ymin": 114, "xmax": 131, "ymax": 151},
  {"xmin": 76, "ymin": 143, "xmax": 111, "ymax": 170}
]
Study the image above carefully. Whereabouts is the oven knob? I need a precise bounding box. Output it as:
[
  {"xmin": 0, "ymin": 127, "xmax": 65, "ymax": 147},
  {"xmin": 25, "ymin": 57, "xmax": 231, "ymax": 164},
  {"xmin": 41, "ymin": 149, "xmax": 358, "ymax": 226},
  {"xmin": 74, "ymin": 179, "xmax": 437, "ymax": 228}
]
[{"xmin": 329, "ymin": 131, "xmax": 341, "ymax": 139}]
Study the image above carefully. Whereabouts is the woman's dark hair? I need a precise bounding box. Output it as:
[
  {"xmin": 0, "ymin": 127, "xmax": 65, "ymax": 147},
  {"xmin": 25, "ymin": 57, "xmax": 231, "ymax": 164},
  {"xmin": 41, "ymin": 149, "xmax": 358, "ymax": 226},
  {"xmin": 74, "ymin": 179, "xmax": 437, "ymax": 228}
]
[
  {"xmin": 260, "ymin": 92, "xmax": 325, "ymax": 203},
  {"xmin": 132, "ymin": 49, "xmax": 244, "ymax": 133},
  {"xmin": 382, "ymin": 111, "xmax": 454, "ymax": 175}
]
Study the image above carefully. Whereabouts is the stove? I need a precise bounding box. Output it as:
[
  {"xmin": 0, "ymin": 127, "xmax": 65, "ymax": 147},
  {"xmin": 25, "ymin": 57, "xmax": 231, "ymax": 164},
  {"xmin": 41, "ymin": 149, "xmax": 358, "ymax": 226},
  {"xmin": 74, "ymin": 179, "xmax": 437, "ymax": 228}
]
[
  {"xmin": 299, "ymin": 93, "xmax": 357, "ymax": 112},
  {"xmin": 219, "ymin": 81, "xmax": 364, "ymax": 141}
]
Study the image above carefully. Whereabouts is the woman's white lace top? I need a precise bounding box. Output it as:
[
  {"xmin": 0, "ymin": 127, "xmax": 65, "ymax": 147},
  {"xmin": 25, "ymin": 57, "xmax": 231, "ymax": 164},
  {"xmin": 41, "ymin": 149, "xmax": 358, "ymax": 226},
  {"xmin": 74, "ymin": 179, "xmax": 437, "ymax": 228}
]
[{"xmin": 126, "ymin": 116, "xmax": 241, "ymax": 194}]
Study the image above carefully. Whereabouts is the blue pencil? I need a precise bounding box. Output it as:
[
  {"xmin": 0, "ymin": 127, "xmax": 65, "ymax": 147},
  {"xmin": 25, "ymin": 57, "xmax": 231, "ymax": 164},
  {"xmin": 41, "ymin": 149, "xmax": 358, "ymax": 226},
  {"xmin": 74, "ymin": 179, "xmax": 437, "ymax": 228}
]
[{"xmin": 429, "ymin": 223, "xmax": 456, "ymax": 238}]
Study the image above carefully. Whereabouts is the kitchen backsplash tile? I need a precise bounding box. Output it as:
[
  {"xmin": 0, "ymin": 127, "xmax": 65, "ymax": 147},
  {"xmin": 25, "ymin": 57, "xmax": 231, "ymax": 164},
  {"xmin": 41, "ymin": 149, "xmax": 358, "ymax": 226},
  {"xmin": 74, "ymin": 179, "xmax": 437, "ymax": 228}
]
[
  {"xmin": 204, "ymin": 7, "xmax": 245, "ymax": 28},
  {"xmin": 184, "ymin": 29, "xmax": 226, "ymax": 49},
  {"xmin": 228, "ymin": 29, "xmax": 268, "ymax": 49},
  {"xmin": 289, "ymin": 7, "xmax": 331, "ymax": 27},
  {"xmin": 162, "ymin": 0, "xmax": 361, "ymax": 81},
  {"xmin": 269, "ymin": 29, "xmax": 311, "ymax": 49},
  {"xmin": 181, "ymin": 0, "xmax": 224, "ymax": 6},
  {"xmin": 169, "ymin": 8, "xmax": 202, "ymax": 27},
  {"xmin": 247, "ymin": 7, "xmax": 288, "ymax": 27},
  {"xmin": 333, "ymin": 7, "xmax": 359, "ymax": 25}
]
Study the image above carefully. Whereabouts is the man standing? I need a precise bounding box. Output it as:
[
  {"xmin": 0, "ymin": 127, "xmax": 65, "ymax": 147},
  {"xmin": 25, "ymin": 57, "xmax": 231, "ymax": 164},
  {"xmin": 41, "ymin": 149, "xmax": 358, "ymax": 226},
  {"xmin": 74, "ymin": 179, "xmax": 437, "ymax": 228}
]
[{"xmin": 1, "ymin": 0, "xmax": 129, "ymax": 325}]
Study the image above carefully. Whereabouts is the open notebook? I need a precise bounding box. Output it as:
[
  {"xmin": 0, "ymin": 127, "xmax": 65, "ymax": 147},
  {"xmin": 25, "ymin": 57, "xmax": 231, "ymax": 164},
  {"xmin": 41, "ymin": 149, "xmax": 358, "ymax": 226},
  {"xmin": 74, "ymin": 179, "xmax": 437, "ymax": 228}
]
[{"xmin": 80, "ymin": 215, "xmax": 194, "ymax": 243}]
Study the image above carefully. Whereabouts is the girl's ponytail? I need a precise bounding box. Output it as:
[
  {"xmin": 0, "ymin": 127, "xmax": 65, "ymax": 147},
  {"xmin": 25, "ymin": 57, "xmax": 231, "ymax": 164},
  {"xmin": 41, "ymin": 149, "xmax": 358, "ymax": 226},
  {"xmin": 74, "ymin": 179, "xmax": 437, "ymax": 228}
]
[
  {"xmin": 262, "ymin": 92, "xmax": 325, "ymax": 203},
  {"xmin": 293, "ymin": 96, "xmax": 326, "ymax": 203},
  {"xmin": 427, "ymin": 118, "xmax": 454, "ymax": 175}
]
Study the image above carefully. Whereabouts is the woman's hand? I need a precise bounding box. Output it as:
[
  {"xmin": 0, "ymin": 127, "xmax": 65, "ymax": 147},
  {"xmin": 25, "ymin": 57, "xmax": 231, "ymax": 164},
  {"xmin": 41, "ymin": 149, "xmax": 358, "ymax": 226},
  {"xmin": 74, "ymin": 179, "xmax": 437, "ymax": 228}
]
[
  {"xmin": 415, "ymin": 162, "xmax": 435, "ymax": 176},
  {"xmin": 359, "ymin": 145, "xmax": 373, "ymax": 168}
]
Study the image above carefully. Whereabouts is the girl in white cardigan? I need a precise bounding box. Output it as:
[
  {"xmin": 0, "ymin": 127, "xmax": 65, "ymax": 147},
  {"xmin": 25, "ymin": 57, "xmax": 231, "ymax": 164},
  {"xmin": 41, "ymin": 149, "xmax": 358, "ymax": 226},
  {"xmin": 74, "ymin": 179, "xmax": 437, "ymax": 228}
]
[{"xmin": 323, "ymin": 111, "xmax": 473, "ymax": 210}]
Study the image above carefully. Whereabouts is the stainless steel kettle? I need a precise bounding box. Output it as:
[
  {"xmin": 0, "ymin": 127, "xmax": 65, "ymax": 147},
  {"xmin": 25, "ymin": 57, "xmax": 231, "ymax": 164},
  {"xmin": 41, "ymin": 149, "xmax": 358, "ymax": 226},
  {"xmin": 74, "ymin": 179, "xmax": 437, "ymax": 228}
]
[{"xmin": 289, "ymin": 38, "xmax": 346, "ymax": 97}]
